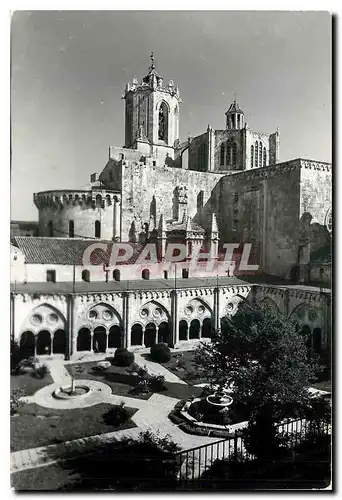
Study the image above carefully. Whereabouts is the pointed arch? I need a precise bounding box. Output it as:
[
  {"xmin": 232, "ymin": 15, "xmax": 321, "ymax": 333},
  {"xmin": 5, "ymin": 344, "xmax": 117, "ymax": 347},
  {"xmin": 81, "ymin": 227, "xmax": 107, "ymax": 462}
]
[
  {"xmin": 251, "ymin": 145, "xmax": 254, "ymax": 168},
  {"xmin": 86, "ymin": 302, "xmax": 122, "ymax": 325},
  {"xmin": 260, "ymin": 297, "xmax": 280, "ymax": 315},
  {"xmin": 220, "ymin": 143, "xmax": 225, "ymax": 166},
  {"xmin": 158, "ymin": 101, "xmax": 169, "ymax": 142}
]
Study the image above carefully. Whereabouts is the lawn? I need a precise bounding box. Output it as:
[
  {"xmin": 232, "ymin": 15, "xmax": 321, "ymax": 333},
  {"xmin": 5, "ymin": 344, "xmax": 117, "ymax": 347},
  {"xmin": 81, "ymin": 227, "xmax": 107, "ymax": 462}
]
[
  {"xmin": 146, "ymin": 350, "xmax": 207, "ymax": 386},
  {"xmin": 65, "ymin": 361, "xmax": 152, "ymax": 400},
  {"xmin": 11, "ymin": 372, "xmax": 54, "ymax": 396},
  {"xmin": 11, "ymin": 402, "xmax": 138, "ymax": 452}
]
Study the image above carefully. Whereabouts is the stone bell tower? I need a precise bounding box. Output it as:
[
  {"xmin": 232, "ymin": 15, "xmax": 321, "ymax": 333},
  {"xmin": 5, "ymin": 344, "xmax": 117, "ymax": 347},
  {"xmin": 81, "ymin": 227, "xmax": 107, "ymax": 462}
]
[{"xmin": 122, "ymin": 53, "xmax": 181, "ymax": 163}]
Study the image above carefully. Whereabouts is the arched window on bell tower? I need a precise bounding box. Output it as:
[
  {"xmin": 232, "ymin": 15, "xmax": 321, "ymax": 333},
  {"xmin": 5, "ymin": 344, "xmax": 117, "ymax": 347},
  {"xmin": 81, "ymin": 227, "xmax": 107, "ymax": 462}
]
[
  {"xmin": 251, "ymin": 145, "xmax": 254, "ymax": 168},
  {"xmin": 158, "ymin": 102, "xmax": 168, "ymax": 143},
  {"xmin": 255, "ymin": 141, "xmax": 258, "ymax": 168},
  {"xmin": 220, "ymin": 143, "xmax": 225, "ymax": 166}
]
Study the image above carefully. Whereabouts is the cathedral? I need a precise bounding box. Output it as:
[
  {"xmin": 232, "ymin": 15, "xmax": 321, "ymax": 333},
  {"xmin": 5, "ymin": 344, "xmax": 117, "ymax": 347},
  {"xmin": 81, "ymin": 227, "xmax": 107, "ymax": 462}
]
[{"xmin": 10, "ymin": 55, "xmax": 332, "ymax": 359}]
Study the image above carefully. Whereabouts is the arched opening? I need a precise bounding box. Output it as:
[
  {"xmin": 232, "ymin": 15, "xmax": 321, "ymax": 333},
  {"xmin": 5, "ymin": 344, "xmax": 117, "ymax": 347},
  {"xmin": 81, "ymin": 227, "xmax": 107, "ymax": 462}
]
[
  {"xmin": 220, "ymin": 143, "xmax": 225, "ymax": 166},
  {"xmin": 95, "ymin": 220, "xmax": 101, "ymax": 238},
  {"xmin": 290, "ymin": 265, "xmax": 300, "ymax": 283},
  {"xmin": 179, "ymin": 320, "xmax": 188, "ymax": 341},
  {"xmin": 20, "ymin": 331, "xmax": 35, "ymax": 358},
  {"xmin": 232, "ymin": 143, "xmax": 237, "ymax": 167},
  {"xmin": 82, "ymin": 269, "xmax": 90, "ymax": 282},
  {"xmin": 93, "ymin": 326, "xmax": 107, "ymax": 353},
  {"xmin": 142, "ymin": 269, "xmax": 150, "ymax": 280},
  {"xmin": 47, "ymin": 220, "xmax": 53, "ymax": 237},
  {"xmin": 36, "ymin": 330, "xmax": 51, "ymax": 355},
  {"xmin": 131, "ymin": 324, "xmax": 143, "ymax": 346},
  {"xmin": 313, "ymin": 327, "xmax": 322, "ymax": 353},
  {"xmin": 255, "ymin": 142, "xmax": 258, "ymax": 168},
  {"xmin": 144, "ymin": 323, "xmax": 156, "ymax": 347},
  {"xmin": 259, "ymin": 141, "xmax": 262, "ymax": 167},
  {"xmin": 182, "ymin": 268, "xmax": 189, "ymax": 278},
  {"xmin": 53, "ymin": 329, "xmax": 66, "ymax": 354},
  {"xmin": 163, "ymin": 271, "xmax": 168, "ymax": 279},
  {"xmin": 263, "ymin": 147, "xmax": 267, "ymax": 167},
  {"xmin": 251, "ymin": 145, "xmax": 254, "ymax": 168},
  {"xmin": 69, "ymin": 220, "xmax": 74, "ymax": 238},
  {"xmin": 158, "ymin": 102, "xmax": 168, "ymax": 142},
  {"xmin": 113, "ymin": 269, "xmax": 121, "ymax": 282},
  {"xmin": 189, "ymin": 319, "xmax": 200, "ymax": 339},
  {"xmin": 158, "ymin": 322, "xmax": 170, "ymax": 344},
  {"xmin": 300, "ymin": 324, "xmax": 312, "ymax": 350},
  {"xmin": 77, "ymin": 328, "xmax": 91, "ymax": 351},
  {"xmin": 108, "ymin": 325, "xmax": 122, "ymax": 349},
  {"xmin": 201, "ymin": 318, "xmax": 213, "ymax": 338}
]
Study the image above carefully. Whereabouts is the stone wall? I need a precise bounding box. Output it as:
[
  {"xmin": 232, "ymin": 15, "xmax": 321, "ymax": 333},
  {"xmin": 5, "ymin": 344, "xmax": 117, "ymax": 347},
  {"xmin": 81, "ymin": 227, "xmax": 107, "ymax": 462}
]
[{"xmin": 119, "ymin": 162, "xmax": 224, "ymax": 242}]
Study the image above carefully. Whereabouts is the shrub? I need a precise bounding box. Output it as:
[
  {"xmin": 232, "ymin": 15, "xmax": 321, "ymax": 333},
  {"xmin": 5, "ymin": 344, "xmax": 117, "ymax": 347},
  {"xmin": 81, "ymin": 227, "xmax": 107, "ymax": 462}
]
[
  {"xmin": 114, "ymin": 348, "xmax": 135, "ymax": 367},
  {"xmin": 32, "ymin": 363, "xmax": 50, "ymax": 379},
  {"xmin": 150, "ymin": 343, "xmax": 171, "ymax": 363},
  {"xmin": 149, "ymin": 374, "xmax": 165, "ymax": 392},
  {"xmin": 10, "ymin": 388, "xmax": 24, "ymax": 415},
  {"xmin": 104, "ymin": 402, "xmax": 130, "ymax": 427}
]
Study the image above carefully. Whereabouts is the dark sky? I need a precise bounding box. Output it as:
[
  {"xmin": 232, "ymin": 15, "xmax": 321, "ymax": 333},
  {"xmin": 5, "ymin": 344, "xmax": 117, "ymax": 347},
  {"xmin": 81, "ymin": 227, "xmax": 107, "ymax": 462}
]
[{"xmin": 11, "ymin": 10, "xmax": 332, "ymax": 221}]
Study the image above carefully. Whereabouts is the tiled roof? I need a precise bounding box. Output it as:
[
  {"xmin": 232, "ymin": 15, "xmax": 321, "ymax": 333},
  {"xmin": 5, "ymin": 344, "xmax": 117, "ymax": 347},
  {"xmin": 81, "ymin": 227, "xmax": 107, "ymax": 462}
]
[
  {"xmin": 12, "ymin": 237, "xmax": 144, "ymax": 266},
  {"xmin": 166, "ymin": 220, "xmax": 205, "ymax": 234},
  {"xmin": 227, "ymin": 100, "xmax": 244, "ymax": 114}
]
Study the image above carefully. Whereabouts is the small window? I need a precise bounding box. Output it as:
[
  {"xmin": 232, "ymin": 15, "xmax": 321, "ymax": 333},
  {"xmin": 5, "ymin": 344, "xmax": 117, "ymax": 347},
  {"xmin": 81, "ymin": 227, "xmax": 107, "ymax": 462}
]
[
  {"xmin": 142, "ymin": 269, "xmax": 150, "ymax": 280},
  {"xmin": 234, "ymin": 193, "xmax": 239, "ymax": 204},
  {"xmin": 113, "ymin": 269, "xmax": 121, "ymax": 281},
  {"xmin": 46, "ymin": 270, "xmax": 56, "ymax": 283},
  {"xmin": 47, "ymin": 221, "xmax": 53, "ymax": 237},
  {"xmin": 164, "ymin": 271, "xmax": 168, "ymax": 279},
  {"xmin": 82, "ymin": 269, "xmax": 90, "ymax": 282},
  {"xmin": 182, "ymin": 268, "xmax": 189, "ymax": 278},
  {"xmin": 95, "ymin": 220, "xmax": 101, "ymax": 238},
  {"xmin": 109, "ymin": 171, "xmax": 113, "ymax": 181},
  {"xmin": 69, "ymin": 220, "xmax": 74, "ymax": 238}
]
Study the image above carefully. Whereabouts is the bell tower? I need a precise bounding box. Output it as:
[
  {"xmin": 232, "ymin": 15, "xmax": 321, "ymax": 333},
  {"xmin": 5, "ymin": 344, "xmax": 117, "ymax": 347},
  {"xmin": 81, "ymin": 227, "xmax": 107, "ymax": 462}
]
[{"xmin": 122, "ymin": 54, "xmax": 181, "ymax": 162}]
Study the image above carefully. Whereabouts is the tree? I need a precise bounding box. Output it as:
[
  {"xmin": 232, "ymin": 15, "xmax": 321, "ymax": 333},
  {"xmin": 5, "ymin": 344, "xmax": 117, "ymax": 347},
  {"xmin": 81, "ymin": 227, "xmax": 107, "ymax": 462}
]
[{"xmin": 194, "ymin": 304, "xmax": 319, "ymax": 420}]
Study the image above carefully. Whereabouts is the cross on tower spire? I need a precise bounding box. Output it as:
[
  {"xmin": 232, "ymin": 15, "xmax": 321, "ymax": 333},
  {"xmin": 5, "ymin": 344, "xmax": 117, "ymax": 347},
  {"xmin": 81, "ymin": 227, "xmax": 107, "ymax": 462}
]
[{"xmin": 150, "ymin": 51, "xmax": 155, "ymax": 70}]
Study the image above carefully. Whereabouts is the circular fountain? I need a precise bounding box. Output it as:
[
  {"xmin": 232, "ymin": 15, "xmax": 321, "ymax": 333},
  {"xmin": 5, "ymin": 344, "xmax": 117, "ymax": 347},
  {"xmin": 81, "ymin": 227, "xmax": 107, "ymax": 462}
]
[
  {"xmin": 206, "ymin": 388, "xmax": 233, "ymax": 408},
  {"xmin": 53, "ymin": 383, "xmax": 91, "ymax": 400}
]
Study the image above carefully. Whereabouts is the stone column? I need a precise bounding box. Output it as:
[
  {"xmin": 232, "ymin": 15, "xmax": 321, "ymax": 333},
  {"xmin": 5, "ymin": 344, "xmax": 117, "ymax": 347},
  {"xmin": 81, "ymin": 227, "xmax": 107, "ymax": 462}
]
[
  {"xmin": 213, "ymin": 287, "xmax": 220, "ymax": 332},
  {"xmin": 123, "ymin": 292, "xmax": 131, "ymax": 349},
  {"xmin": 171, "ymin": 290, "xmax": 179, "ymax": 346},
  {"xmin": 66, "ymin": 294, "xmax": 74, "ymax": 359}
]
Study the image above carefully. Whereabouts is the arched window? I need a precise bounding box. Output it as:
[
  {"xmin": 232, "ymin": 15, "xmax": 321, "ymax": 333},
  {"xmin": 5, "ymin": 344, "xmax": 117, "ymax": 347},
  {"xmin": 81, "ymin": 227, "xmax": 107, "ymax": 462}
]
[
  {"xmin": 68, "ymin": 220, "xmax": 74, "ymax": 238},
  {"xmin": 237, "ymin": 115, "xmax": 240, "ymax": 129},
  {"xmin": 158, "ymin": 102, "xmax": 168, "ymax": 142},
  {"xmin": 226, "ymin": 143, "xmax": 232, "ymax": 165},
  {"xmin": 82, "ymin": 269, "xmax": 90, "ymax": 282},
  {"xmin": 251, "ymin": 145, "xmax": 254, "ymax": 168},
  {"xmin": 263, "ymin": 147, "xmax": 267, "ymax": 167},
  {"xmin": 142, "ymin": 269, "xmax": 150, "ymax": 280},
  {"xmin": 113, "ymin": 269, "xmax": 121, "ymax": 282},
  {"xmin": 48, "ymin": 220, "xmax": 53, "ymax": 237},
  {"xmin": 255, "ymin": 142, "xmax": 258, "ymax": 168},
  {"xmin": 220, "ymin": 143, "xmax": 225, "ymax": 166},
  {"xmin": 95, "ymin": 220, "xmax": 101, "ymax": 238},
  {"xmin": 232, "ymin": 143, "xmax": 237, "ymax": 167},
  {"xmin": 259, "ymin": 141, "xmax": 262, "ymax": 167},
  {"xmin": 163, "ymin": 270, "xmax": 168, "ymax": 279}
]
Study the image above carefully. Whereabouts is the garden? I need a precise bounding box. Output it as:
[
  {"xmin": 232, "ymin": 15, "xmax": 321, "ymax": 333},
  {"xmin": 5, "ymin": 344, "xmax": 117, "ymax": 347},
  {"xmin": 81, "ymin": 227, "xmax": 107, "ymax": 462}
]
[{"xmin": 11, "ymin": 401, "xmax": 138, "ymax": 452}]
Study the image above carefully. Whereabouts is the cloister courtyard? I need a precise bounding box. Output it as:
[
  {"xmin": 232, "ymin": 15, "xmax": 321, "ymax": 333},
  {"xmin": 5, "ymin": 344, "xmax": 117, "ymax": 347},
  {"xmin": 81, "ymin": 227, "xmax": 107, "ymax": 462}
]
[{"xmin": 10, "ymin": 333, "xmax": 331, "ymax": 490}]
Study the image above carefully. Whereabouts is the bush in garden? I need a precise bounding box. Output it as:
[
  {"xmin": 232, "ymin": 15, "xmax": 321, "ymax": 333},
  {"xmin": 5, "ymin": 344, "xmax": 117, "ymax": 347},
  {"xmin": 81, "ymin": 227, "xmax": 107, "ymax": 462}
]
[
  {"xmin": 114, "ymin": 348, "xmax": 135, "ymax": 367},
  {"xmin": 10, "ymin": 388, "xmax": 24, "ymax": 415},
  {"xmin": 150, "ymin": 343, "xmax": 171, "ymax": 363},
  {"xmin": 32, "ymin": 363, "xmax": 50, "ymax": 379},
  {"xmin": 149, "ymin": 374, "xmax": 165, "ymax": 392},
  {"xmin": 104, "ymin": 402, "xmax": 130, "ymax": 427}
]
